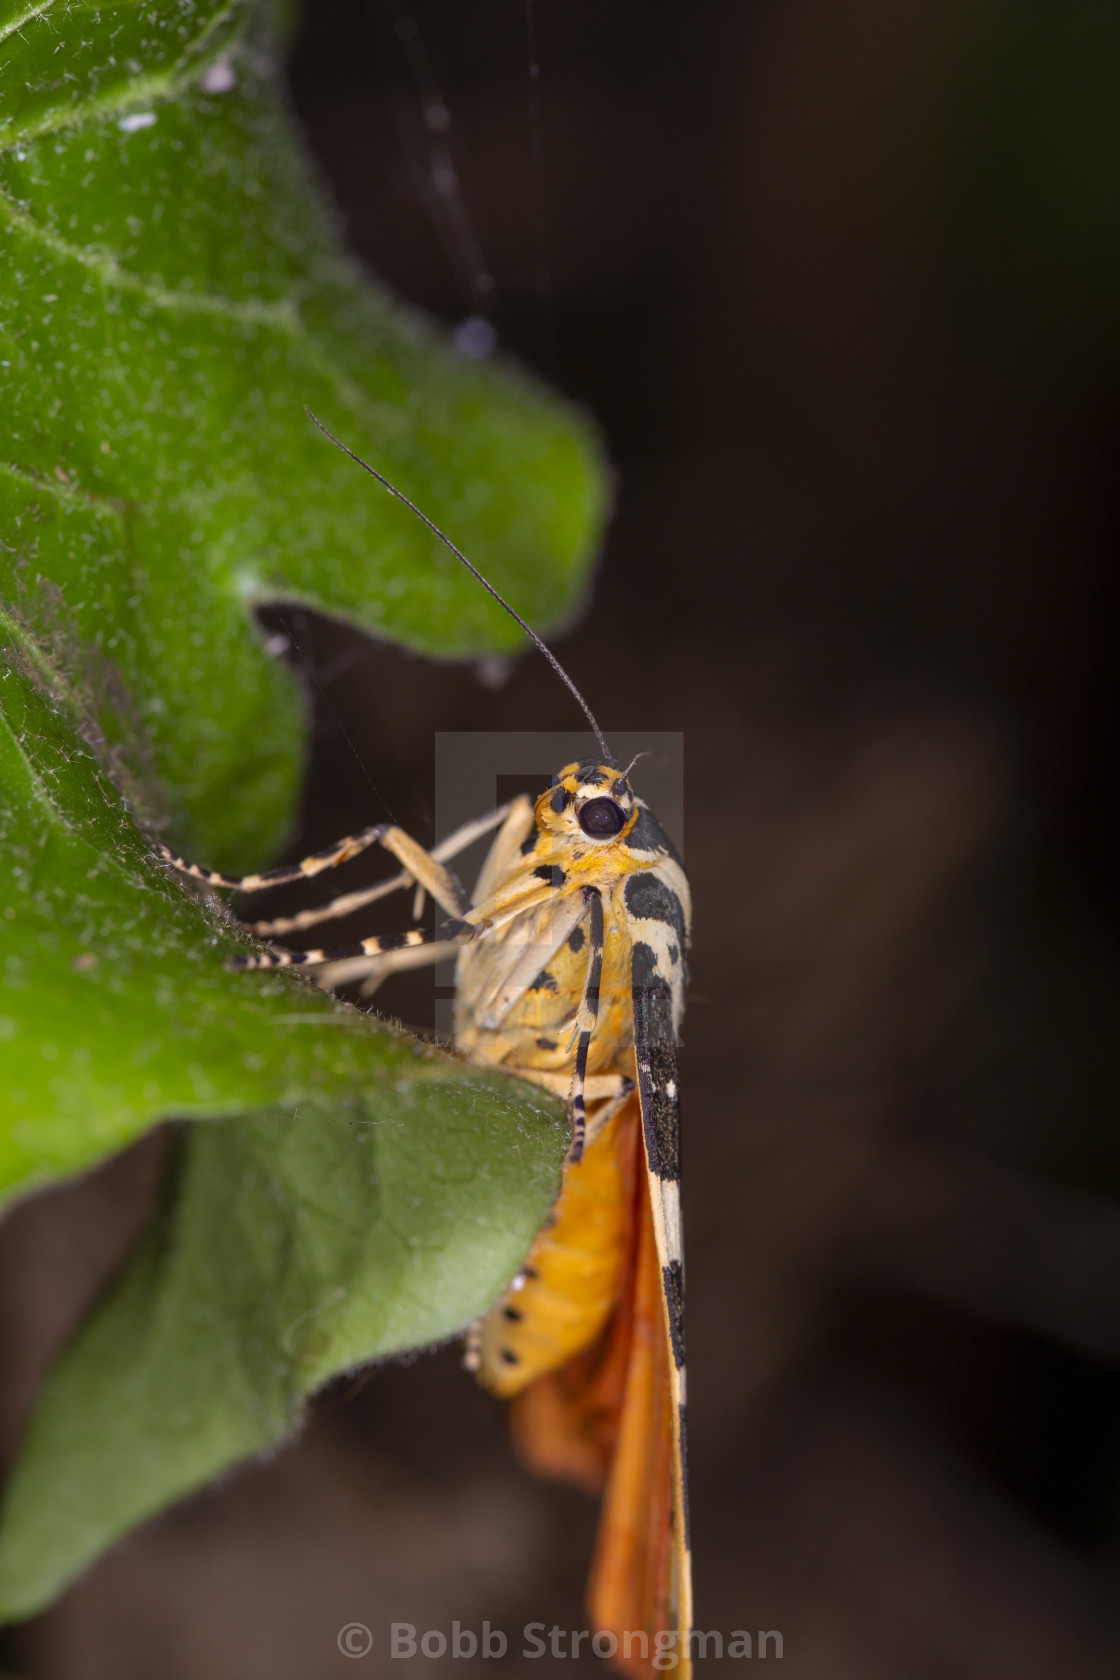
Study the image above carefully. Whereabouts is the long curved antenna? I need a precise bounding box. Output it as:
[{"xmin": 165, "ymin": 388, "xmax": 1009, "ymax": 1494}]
[
  {"xmin": 617, "ymin": 748, "xmax": 651, "ymax": 785},
  {"xmin": 305, "ymin": 407, "xmax": 613, "ymax": 766}
]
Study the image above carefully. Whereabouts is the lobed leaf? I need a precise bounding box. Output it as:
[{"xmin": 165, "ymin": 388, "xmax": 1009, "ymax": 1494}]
[
  {"xmin": 0, "ymin": 0, "xmax": 604, "ymax": 867},
  {"xmin": 0, "ymin": 0, "xmax": 595, "ymax": 1618}
]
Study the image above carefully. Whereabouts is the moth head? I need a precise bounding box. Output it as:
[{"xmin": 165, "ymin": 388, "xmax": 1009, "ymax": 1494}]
[{"xmin": 536, "ymin": 759, "xmax": 636, "ymax": 845}]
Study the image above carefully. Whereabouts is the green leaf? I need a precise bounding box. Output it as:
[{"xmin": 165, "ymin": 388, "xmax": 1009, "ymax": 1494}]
[
  {"xmin": 0, "ymin": 1085, "xmax": 565, "ymax": 1621},
  {"xmin": 0, "ymin": 0, "xmax": 596, "ymax": 1617},
  {"xmin": 0, "ymin": 625, "xmax": 566, "ymax": 1618},
  {"xmin": 0, "ymin": 0, "xmax": 604, "ymax": 868},
  {"xmin": 0, "ymin": 3, "xmax": 601, "ymax": 1200},
  {"xmin": 0, "ymin": 617, "xmax": 544, "ymax": 1195}
]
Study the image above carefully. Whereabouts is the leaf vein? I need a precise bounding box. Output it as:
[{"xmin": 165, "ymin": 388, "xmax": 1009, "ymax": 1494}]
[
  {"xmin": 0, "ymin": 6, "xmax": 242, "ymax": 147},
  {"xmin": 0, "ymin": 185, "xmax": 302, "ymax": 330}
]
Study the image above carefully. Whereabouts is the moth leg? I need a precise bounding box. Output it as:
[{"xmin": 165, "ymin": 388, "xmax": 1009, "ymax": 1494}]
[
  {"xmin": 430, "ymin": 801, "xmax": 521, "ymax": 864},
  {"xmin": 249, "ymin": 868, "xmax": 416, "ymax": 938},
  {"xmin": 251, "ymin": 805, "xmax": 516, "ymax": 935},
  {"xmin": 161, "ymin": 803, "xmax": 514, "ymax": 937},
  {"xmin": 566, "ymin": 888, "xmax": 605, "ymax": 1163},
  {"xmin": 307, "ymin": 937, "xmax": 462, "ymax": 997},
  {"xmin": 581, "ymin": 1077, "xmax": 637, "ymax": 1150},
  {"xmin": 509, "ymin": 1074, "xmax": 634, "ymax": 1152},
  {"xmin": 512, "ymin": 1070, "xmax": 630, "ymax": 1105},
  {"xmin": 461, "ymin": 1318, "xmax": 484, "ymax": 1374},
  {"xmin": 227, "ymin": 916, "xmax": 479, "ymax": 972},
  {"xmin": 154, "ymin": 824, "xmax": 392, "ymax": 894},
  {"xmin": 512, "ymin": 1068, "xmax": 634, "ymax": 1152},
  {"xmin": 374, "ymin": 826, "xmax": 470, "ymax": 918},
  {"xmin": 469, "ymin": 796, "xmax": 536, "ymax": 907}
]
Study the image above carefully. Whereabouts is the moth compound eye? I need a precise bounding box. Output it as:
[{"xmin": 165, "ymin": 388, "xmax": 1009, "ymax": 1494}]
[{"xmin": 578, "ymin": 797, "xmax": 626, "ymax": 839}]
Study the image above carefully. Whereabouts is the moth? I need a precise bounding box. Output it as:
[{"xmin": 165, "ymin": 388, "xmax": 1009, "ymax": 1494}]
[{"xmin": 156, "ymin": 414, "xmax": 693, "ymax": 1678}]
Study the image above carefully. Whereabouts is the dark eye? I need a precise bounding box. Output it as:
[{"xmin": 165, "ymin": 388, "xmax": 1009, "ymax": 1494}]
[{"xmin": 578, "ymin": 797, "xmax": 626, "ymax": 838}]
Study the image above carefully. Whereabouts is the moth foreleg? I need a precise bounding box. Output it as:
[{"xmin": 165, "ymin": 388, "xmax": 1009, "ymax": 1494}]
[
  {"xmin": 468, "ymin": 796, "xmax": 535, "ymax": 907},
  {"xmin": 163, "ymin": 805, "xmax": 514, "ymax": 935},
  {"xmin": 374, "ymin": 826, "xmax": 470, "ymax": 918},
  {"xmin": 154, "ymin": 824, "xmax": 391, "ymax": 894}
]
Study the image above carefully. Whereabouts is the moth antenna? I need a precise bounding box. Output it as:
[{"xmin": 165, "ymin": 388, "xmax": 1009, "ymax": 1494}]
[
  {"xmin": 305, "ymin": 408, "xmax": 614, "ymax": 766},
  {"xmin": 618, "ymin": 748, "xmax": 651, "ymax": 785}
]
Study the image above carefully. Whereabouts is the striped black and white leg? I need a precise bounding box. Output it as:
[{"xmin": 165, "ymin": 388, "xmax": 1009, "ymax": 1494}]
[
  {"xmin": 308, "ymin": 936, "xmax": 468, "ymax": 998},
  {"xmin": 197, "ymin": 806, "xmax": 512, "ymax": 938},
  {"xmin": 154, "ymin": 825, "xmax": 391, "ymax": 893},
  {"xmin": 228, "ymin": 917, "xmax": 478, "ymax": 971},
  {"xmin": 248, "ymin": 867, "xmax": 417, "ymax": 938}
]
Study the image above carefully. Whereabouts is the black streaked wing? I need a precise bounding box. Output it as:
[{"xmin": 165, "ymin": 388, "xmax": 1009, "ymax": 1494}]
[{"xmin": 626, "ymin": 861, "xmax": 692, "ymax": 1654}]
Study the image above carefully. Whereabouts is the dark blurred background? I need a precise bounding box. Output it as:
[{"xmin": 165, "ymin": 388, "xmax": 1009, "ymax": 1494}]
[{"xmin": 6, "ymin": 1, "xmax": 1120, "ymax": 1673}]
